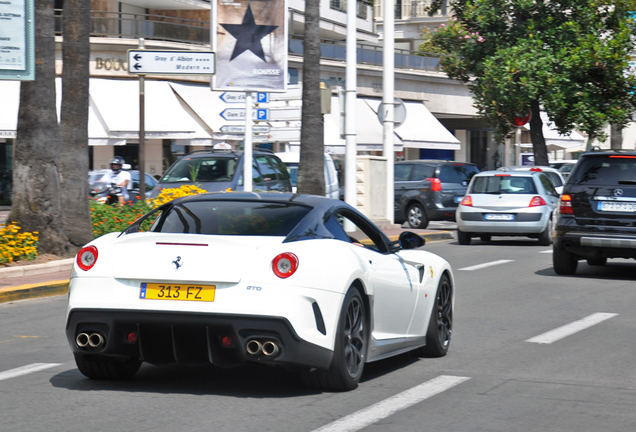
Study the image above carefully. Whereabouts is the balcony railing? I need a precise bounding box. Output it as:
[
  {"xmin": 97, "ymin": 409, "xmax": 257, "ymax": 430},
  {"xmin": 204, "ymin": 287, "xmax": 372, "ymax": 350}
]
[
  {"xmin": 289, "ymin": 35, "xmax": 443, "ymax": 72},
  {"xmin": 55, "ymin": 10, "xmax": 211, "ymax": 45},
  {"xmin": 54, "ymin": 10, "xmax": 444, "ymax": 72}
]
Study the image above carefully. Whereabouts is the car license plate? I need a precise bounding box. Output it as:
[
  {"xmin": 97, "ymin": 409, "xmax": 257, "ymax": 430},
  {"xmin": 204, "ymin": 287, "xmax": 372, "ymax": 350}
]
[
  {"xmin": 485, "ymin": 214, "xmax": 514, "ymax": 221},
  {"xmin": 140, "ymin": 283, "xmax": 216, "ymax": 302},
  {"xmin": 598, "ymin": 202, "xmax": 636, "ymax": 212}
]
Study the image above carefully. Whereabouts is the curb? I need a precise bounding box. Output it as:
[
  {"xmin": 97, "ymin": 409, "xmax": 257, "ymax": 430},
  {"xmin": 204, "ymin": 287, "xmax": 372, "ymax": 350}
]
[
  {"xmin": 0, "ymin": 280, "xmax": 69, "ymax": 303},
  {"xmin": 0, "ymin": 258, "xmax": 74, "ymax": 279}
]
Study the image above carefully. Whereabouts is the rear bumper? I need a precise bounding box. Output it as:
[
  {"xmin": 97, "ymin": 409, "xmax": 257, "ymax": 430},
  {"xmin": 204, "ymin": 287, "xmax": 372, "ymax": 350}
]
[
  {"xmin": 66, "ymin": 309, "xmax": 333, "ymax": 370},
  {"xmin": 554, "ymin": 230, "xmax": 636, "ymax": 260},
  {"xmin": 457, "ymin": 211, "xmax": 547, "ymax": 234}
]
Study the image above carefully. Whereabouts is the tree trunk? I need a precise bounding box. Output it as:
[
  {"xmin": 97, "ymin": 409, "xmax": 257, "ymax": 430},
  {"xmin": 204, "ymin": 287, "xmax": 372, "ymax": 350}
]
[
  {"xmin": 529, "ymin": 99, "xmax": 549, "ymax": 166},
  {"xmin": 610, "ymin": 123, "xmax": 623, "ymax": 150},
  {"xmin": 10, "ymin": 0, "xmax": 71, "ymax": 257},
  {"xmin": 60, "ymin": 0, "xmax": 93, "ymax": 249},
  {"xmin": 297, "ymin": 0, "xmax": 325, "ymax": 196}
]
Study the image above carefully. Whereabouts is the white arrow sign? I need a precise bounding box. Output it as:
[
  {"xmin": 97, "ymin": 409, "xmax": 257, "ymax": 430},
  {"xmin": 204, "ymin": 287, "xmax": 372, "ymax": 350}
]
[
  {"xmin": 220, "ymin": 108, "xmax": 270, "ymax": 121},
  {"xmin": 220, "ymin": 125, "xmax": 271, "ymax": 133},
  {"xmin": 127, "ymin": 50, "xmax": 216, "ymax": 75}
]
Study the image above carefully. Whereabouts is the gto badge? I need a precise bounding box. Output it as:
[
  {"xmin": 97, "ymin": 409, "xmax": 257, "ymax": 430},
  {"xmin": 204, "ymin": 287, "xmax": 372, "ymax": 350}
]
[
  {"xmin": 614, "ymin": 189, "xmax": 624, "ymax": 197},
  {"xmin": 172, "ymin": 256, "xmax": 183, "ymax": 271}
]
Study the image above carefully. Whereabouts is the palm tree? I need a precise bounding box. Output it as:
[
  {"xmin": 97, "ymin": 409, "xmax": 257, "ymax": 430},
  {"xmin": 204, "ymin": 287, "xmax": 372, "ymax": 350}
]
[
  {"xmin": 10, "ymin": 0, "xmax": 70, "ymax": 256},
  {"xmin": 297, "ymin": 0, "xmax": 325, "ymax": 196}
]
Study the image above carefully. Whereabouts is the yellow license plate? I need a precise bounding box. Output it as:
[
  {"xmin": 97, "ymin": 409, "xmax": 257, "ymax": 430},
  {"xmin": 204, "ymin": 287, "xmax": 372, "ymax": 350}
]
[{"xmin": 140, "ymin": 283, "xmax": 216, "ymax": 302}]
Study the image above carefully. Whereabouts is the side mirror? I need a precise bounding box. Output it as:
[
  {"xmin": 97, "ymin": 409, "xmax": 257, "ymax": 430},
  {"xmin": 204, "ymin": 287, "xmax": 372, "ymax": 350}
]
[{"xmin": 398, "ymin": 232, "xmax": 426, "ymax": 250}]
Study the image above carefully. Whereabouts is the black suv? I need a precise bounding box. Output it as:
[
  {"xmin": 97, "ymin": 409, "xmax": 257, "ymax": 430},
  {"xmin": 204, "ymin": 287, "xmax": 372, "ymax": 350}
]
[
  {"xmin": 150, "ymin": 149, "xmax": 292, "ymax": 198},
  {"xmin": 553, "ymin": 150, "xmax": 636, "ymax": 275},
  {"xmin": 394, "ymin": 160, "xmax": 480, "ymax": 228}
]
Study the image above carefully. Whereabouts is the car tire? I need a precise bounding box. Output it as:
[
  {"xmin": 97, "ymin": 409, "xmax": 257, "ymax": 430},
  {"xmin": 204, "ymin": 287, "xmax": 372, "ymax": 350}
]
[
  {"xmin": 414, "ymin": 274, "xmax": 452, "ymax": 358},
  {"xmin": 407, "ymin": 203, "xmax": 429, "ymax": 229},
  {"xmin": 538, "ymin": 218, "xmax": 552, "ymax": 246},
  {"xmin": 553, "ymin": 246, "xmax": 578, "ymax": 275},
  {"xmin": 479, "ymin": 234, "xmax": 491, "ymax": 242},
  {"xmin": 457, "ymin": 229, "xmax": 471, "ymax": 245},
  {"xmin": 74, "ymin": 354, "xmax": 142, "ymax": 380},
  {"xmin": 586, "ymin": 257, "xmax": 607, "ymax": 266},
  {"xmin": 302, "ymin": 287, "xmax": 367, "ymax": 392}
]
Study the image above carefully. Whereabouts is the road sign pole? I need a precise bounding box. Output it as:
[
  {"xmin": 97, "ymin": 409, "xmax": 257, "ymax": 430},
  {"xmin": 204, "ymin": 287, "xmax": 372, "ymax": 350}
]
[
  {"xmin": 138, "ymin": 38, "xmax": 146, "ymax": 201},
  {"xmin": 244, "ymin": 91, "xmax": 253, "ymax": 192}
]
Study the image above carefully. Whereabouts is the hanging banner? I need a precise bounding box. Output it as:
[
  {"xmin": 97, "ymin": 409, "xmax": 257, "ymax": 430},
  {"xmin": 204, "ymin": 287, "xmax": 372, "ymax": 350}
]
[{"xmin": 212, "ymin": 0, "xmax": 287, "ymax": 92}]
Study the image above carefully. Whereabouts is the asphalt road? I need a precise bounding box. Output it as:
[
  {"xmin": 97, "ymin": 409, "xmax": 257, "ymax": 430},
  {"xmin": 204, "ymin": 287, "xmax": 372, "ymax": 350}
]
[{"xmin": 2, "ymin": 234, "xmax": 636, "ymax": 432}]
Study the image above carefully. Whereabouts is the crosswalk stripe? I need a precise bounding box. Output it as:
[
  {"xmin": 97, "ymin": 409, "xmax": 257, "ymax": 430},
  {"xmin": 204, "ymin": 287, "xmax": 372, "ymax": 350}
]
[
  {"xmin": 310, "ymin": 375, "xmax": 470, "ymax": 432},
  {"xmin": 0, "ymin": 363, "xmax": 62, "ymax": 382},
  {"xmin": 526, "ymin": 313, "xmax": 618, "ymax": 344},
  {"xmin": 458, "ymin": 259, "xmax": 513, "ymax": 271}
]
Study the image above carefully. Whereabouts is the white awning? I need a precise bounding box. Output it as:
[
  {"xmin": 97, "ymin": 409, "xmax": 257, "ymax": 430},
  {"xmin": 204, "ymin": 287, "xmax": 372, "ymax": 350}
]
[
  {"xmin": 526, "ymin": 112, "xmax": 586, "ymax": 152},
  {"xmin": 323, "ymin": 95, "xmax": 403, "ymax": 153},
  {"xmin": 89, "ymin": 78, "xmax": 200, "ymax": 140},
  {"xmin": 0, "ymin": 81, "xmax": 19, "ymax": 139},
  {"xmin": 364, "ymin": 98, "xmax": 460, "ymax": 150}
]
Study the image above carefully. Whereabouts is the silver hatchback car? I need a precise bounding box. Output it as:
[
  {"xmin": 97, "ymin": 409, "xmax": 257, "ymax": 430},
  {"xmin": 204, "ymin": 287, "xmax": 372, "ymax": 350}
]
[{"xmin": 456, "ymin": 170, "xmax": 560, "ymax": 245}]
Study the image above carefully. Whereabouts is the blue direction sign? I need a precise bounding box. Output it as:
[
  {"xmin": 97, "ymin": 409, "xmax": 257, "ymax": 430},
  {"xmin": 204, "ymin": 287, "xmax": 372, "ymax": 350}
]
[
  {"xmin": 219, "ymin": 92, "xmax": 269, "ymax": 103},
  {"xmin": 220, "ymin": 108, "xmax": 270, "ymax": 121}
]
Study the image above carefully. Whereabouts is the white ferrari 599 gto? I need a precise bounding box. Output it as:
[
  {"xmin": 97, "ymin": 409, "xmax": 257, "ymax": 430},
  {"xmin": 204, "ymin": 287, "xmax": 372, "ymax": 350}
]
[{"xmin": 67, "ymin": 192, "xmax": 455, "ymax": 391}]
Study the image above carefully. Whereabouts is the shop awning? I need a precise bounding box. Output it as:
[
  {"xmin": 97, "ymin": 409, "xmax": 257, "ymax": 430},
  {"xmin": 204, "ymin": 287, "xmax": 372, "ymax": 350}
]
[
  {"xmin": 0, "ymin": 81, "xmax": 19, "ymax": 139},
  {"xmin": 364, "ymin": 98, "xmax": 460, "ymax": 150},
  {"xmin": 323, "ymin": 95, "xmax": 403, "ymax": 153},
  {"xmin": 89, "ymin": 78, "xmax": 199, "ymax": 140}
]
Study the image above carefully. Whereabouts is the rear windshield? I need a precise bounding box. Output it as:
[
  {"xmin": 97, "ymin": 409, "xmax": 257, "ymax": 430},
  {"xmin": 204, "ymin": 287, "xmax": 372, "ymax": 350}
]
[
  {"xmin": 569, "ymin": 156, "xmax": 636, "ymax": 185},
  {"xmin": 470, "ymin": 175, "xmax": 538, "ymax": 194},
  {"xmin": 438, "ymin": 164, "xmax": 480, "ymax": 184},
  {"xmin": 161, "ymin": 156, "xmax": 238, "ymax": 184},
  {"xmin": 152, "ymin": 200, "xmax": 310, "ymax": 236}
]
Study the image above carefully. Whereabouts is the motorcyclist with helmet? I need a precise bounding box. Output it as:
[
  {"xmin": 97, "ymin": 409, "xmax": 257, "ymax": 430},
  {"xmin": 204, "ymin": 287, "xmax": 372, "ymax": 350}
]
[{"xmin": 104, "ymin": 156, "xmax": 132, "ymax": 205}]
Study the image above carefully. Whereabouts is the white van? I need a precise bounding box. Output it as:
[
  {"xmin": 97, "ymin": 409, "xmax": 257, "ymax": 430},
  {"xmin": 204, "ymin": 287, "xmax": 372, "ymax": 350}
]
[{"xmin": 275, "ymin": 152, "xmax": 340, "ymax": 199}]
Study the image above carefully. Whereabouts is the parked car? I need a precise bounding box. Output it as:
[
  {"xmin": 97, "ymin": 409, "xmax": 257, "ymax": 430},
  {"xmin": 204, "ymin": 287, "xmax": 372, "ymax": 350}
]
[
  {"xmin": 150, "ymin": 149, "xmax": 292, "ymax": 198},
  {"xmin": 394, "ymin": 160, "xmax": 480, "ymax": 229},
  {"xmin": 89, "ymin": 169, "xmax": 157, "ymax": 203},
  {"xmin": 497, "ymin": 166, "xmax": 566, "ymax": 194},
  {"xmin": 553, "ymin": 150, "xmax": 636, "ymax": 275},
  {"xmin": 275, "ymin": 152, "xmax": 339, "ymax": 199},
  {"xmin": 456, "ymin": 170, "xmax": 560, "ymax": 245},
  {"xmin": 67, "ymin": 192, "xmax": 455, "ymax": 391}
]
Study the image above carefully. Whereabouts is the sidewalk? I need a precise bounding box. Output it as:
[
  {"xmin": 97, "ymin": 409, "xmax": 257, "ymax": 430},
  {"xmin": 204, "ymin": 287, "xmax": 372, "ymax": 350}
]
[{"xmin": 0, "ymin": 227, "xmax": 453, "ymax": 304}]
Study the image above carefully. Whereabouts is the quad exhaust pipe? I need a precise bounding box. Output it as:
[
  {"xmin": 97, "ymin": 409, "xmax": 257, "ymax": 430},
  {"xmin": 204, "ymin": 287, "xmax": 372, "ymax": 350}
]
[
  {"xmin": 245, "ymin": 339, "xmax": 280, "ymax": 357},
  {"xmin": 76, "ymin": 332, "xmax": 105, "ymax": 349}
]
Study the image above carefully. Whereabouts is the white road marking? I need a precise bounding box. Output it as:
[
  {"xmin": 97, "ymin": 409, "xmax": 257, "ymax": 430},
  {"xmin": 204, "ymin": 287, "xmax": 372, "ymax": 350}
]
[
  {"xmin": 310, "ymin": 375, "xmax": 470, "ymax": 432},
  {"xmin": 0, "ymin": 363, "xmax": 62, "ymax": 382},
  {"xmin": 526, "ymin": 313, "xmax": 618, "ymax": 344},
  {"xmin": 458, "ymin": 259, "xmax": 513, "ymax": 271},
  {"xmin": 539, "ymin": 249, "xmax": 553, "ymax": 254}
]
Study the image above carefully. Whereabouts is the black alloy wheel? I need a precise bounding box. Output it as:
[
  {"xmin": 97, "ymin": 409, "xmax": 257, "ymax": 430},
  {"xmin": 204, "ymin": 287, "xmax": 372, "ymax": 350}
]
[
  {"xmin": 301, "ymin": 287, "xmax": 367, "ymax": 392},
  {"xmin": 553, "ymin": 245, "xmax": 578, "ymax": 275},
  {"xmin": 415, "ymin": 274, "xmax": 453, "ymax": 358}
]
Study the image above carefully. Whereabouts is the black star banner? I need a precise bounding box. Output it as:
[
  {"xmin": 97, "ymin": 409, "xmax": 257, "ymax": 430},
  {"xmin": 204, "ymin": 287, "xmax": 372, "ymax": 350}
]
[{"xmin": 212, "ymin": 0, "xmax": 288, "ymax": 92}]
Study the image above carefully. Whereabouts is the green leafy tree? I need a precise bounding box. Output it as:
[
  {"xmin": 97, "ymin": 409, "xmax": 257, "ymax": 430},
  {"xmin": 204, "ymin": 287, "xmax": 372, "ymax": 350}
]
[{"xmin": 425, "ymin": 0, "xmax": 636, "ymax": 164}]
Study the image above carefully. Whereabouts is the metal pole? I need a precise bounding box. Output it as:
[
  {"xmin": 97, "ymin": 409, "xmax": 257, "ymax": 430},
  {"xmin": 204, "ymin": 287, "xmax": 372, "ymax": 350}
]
[
  {"xmin": 383, "ymin": 0, "xmax": 395, "ymax": 223},
  {"xmin": 138, "ymin": 38, "xmax": 146, "ymax": 201},
  {"xmin": 244, "ymin": 91, "xmax": 253, "ymax": 192},
  {"xmin": 344, "ymin": 0, "xmax": 357, "ymax": 207}
]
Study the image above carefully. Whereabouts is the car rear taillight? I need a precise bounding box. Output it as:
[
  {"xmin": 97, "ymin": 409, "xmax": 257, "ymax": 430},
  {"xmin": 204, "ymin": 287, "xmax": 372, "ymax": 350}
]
[
  {"xmin": 529, "ymin": 167, "xmax": 542, "ymax": 172},
  {"xmin": 559, "ymin": 194, "xmax": 573, "ymax": 214},
  {"xmin": 529, "ymin": 196, "xmax": 547, "ymax": 207},
  {"xmin": 77, "ymin": 245, "xmax": 98, "ymax": 271},
  {"xmin": 272, "ymin": 253, "xmax": 299, "ymax": 279},
  {"xmin": 426, "ymin": 178, "xmax": 442, "ymax": 192},
  {"xmin": 460, "ymin": 196, "xmax": 473, "ymax": 207},
  {"xmin": 494, "ymin": 174, "xmax": 510, "ymax": 176}
]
